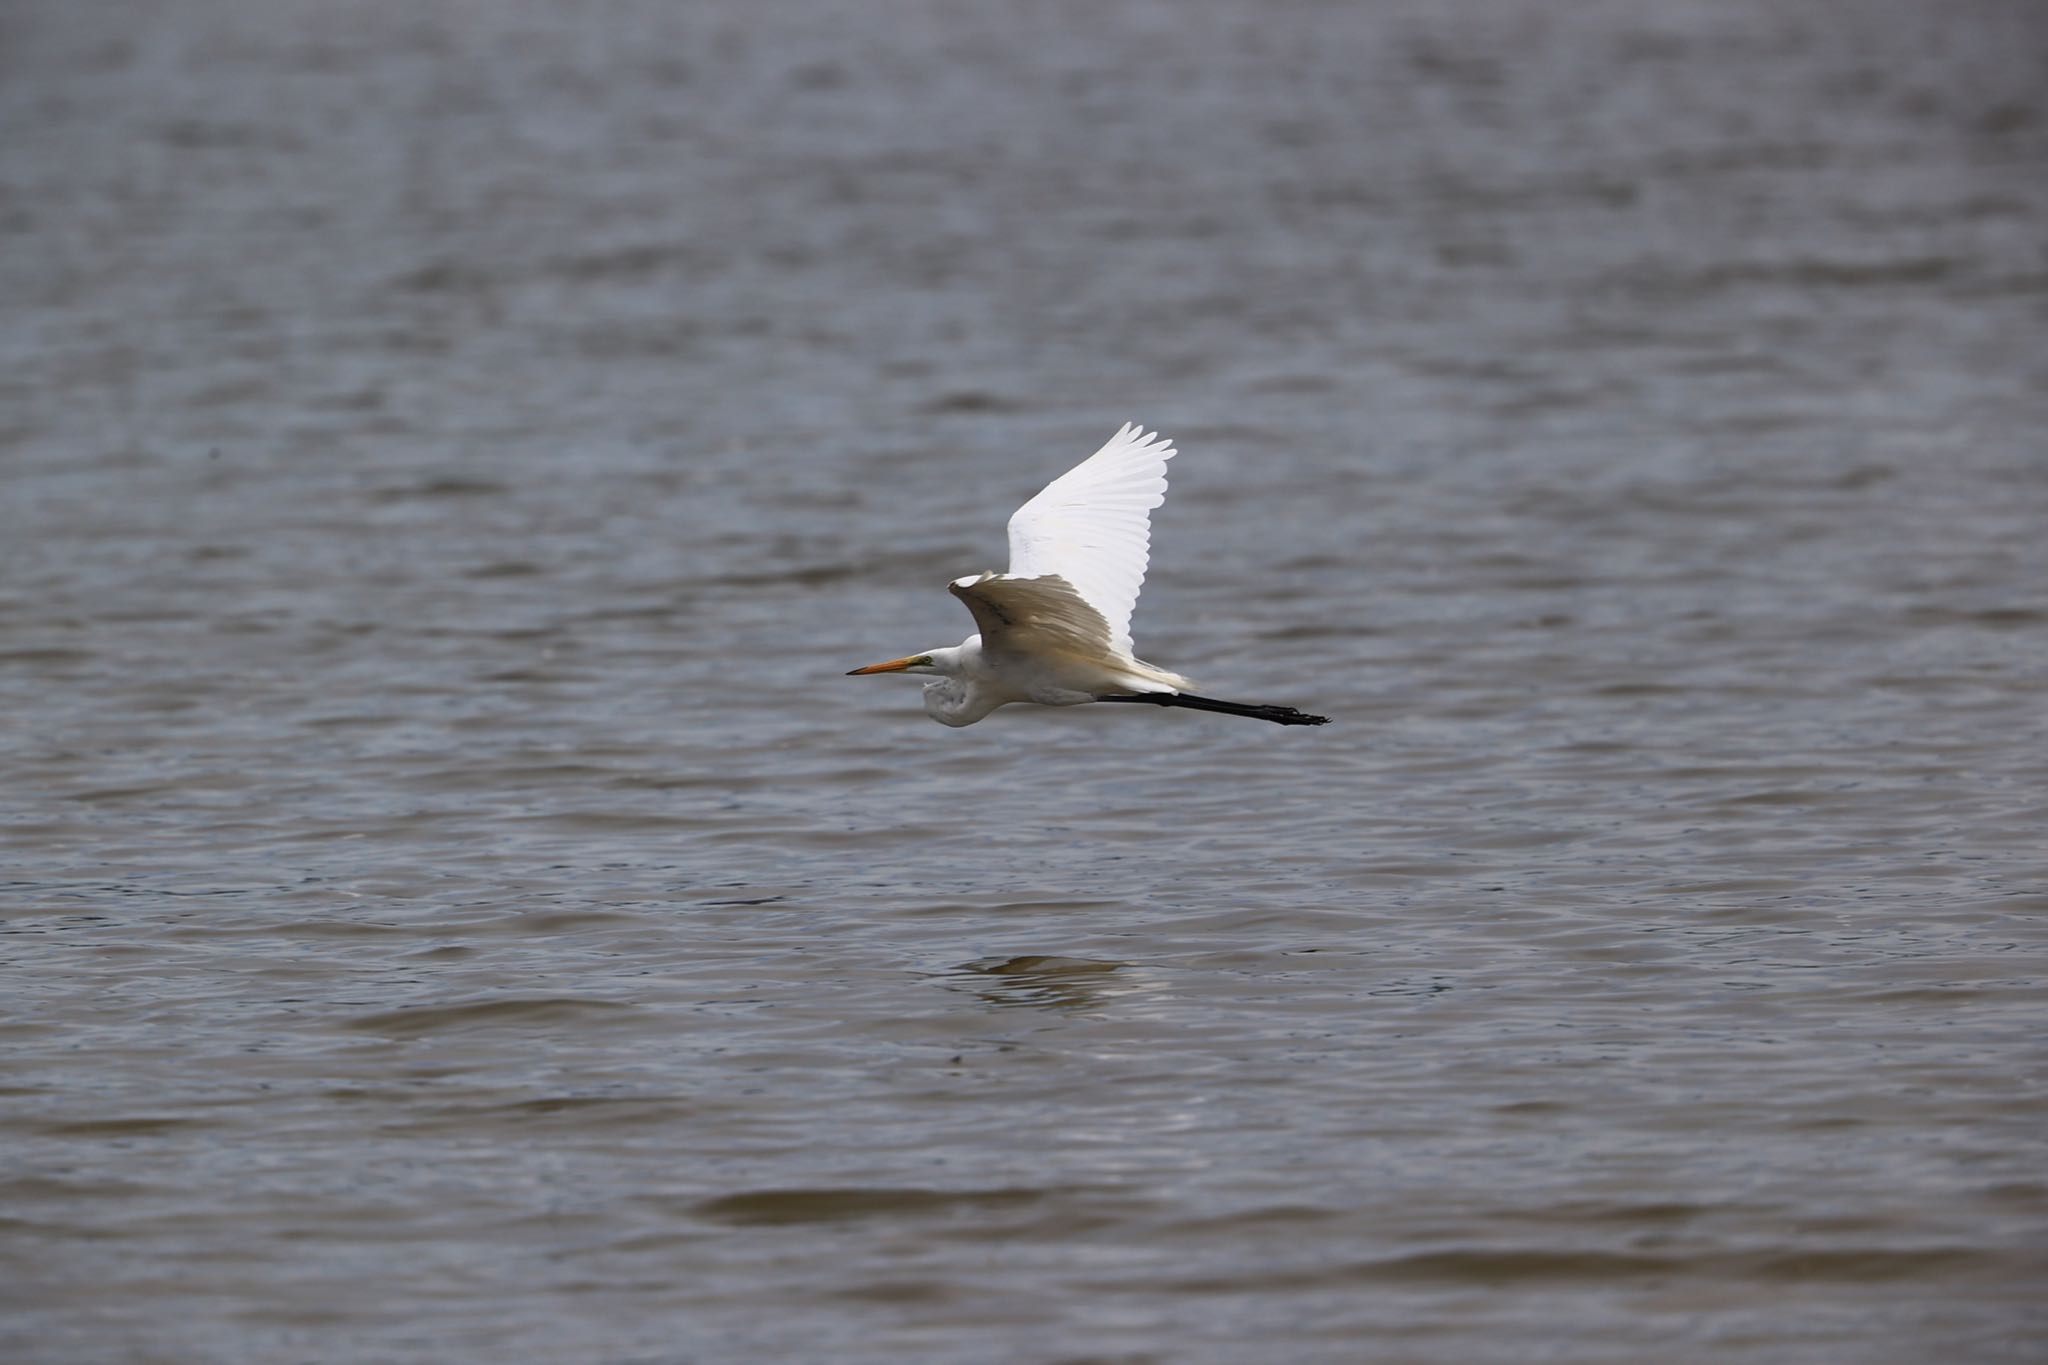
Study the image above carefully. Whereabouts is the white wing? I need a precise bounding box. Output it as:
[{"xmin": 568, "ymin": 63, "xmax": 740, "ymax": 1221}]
[
  {"xmin": 1004, "ymin": 423, "xmax": 1176, "ymax": 658},
  {"xmin": 948, "ymin": 573, "xmax": 1191, "ymax": 692},
  {"xmin": 949, "ymin": 573, "xmax": 1118, "ymax": 663}
]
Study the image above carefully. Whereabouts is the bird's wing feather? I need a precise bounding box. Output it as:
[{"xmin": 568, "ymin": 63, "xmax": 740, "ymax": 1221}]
[
  {"xmin": 949, "ymin": 573, "xmax": 1116, "ymax": 664},
  {"xmin": 1004, "ymin": 423, "xmax": 1176, "ymax": 657}
]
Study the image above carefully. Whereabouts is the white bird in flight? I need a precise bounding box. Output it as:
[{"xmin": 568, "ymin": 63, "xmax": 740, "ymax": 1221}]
[{"xmin": 848, "ymin": 424, "xmax": 1329, "ymax": 728}]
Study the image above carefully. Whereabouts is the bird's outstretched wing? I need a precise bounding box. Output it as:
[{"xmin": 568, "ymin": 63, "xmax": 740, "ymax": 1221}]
[
  {"xmin": 949, "ymin": 573, "xmax": 1117, "ymax": 664},
  {"xmin": 1004, "ymin": 423, "xmax": 1176, "ymax": 658}
]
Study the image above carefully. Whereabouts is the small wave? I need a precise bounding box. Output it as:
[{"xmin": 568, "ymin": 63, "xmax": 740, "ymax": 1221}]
[
  {"xmin": 344, "ymin": 996, "xmax": 636, "ymax": 1038},
  {"xmin": 694, "ymin": 1185, "xmax": 1057, "ymax": 1226}
]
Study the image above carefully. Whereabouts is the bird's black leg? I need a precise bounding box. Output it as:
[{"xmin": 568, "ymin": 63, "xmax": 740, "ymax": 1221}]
[{"xmin": 1097, "ymin": 692, "xmax": 1330, "ymax": 726}]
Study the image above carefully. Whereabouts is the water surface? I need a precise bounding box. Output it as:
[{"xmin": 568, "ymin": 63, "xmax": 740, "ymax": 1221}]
[{"xmin": 3, "ymin": 1, "xmax": 2045, "ymax": 1360}]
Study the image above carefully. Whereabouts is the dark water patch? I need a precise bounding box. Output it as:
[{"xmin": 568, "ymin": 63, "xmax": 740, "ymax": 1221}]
[
  {"xmin": 829, "ymin": 1279, "xmax": 954, "ymax": 1304},
  {"xmin": 706, "ymin": 559, "xmax": 884, "ymax": 588},
  {"xmin": 1348, "ymin": 860, "xmax": 1476, "ymax": 878},
  {"xmin": 1612, "ymin": 255, "xmax": 1963, "ymax": 297},
  {"xmin": 1903, "ymin": 605, "xmax": 2045, "ymax": 630},
  {"xmin": 1719, "ymin": 788, "xmax": 1861, "ymax": 807},
  {"xmin": 500, "ymin": 909, "xmax": 649, "ymax": 933},
  {"xmin": 948, "ymin": 955, "xmax": 1128, "ymax": 1009},
  {"xmin": 1150, "ymin": 1245, "xmax": 2009, "ymax": 1293},
  {"xmin": 1160, "ymin": 1205, "xmax": 1345, "ymax": 1236},
  {"xmin": 396, "ymin": 762, "xmax": 619, "ymax": 791},
  {"xmin": 389, "ymin": 260, "xmax": 497, "ymax": 295},
  {"xmin": 694, "ymin": 1186, "xmax": 1057, "ymax": 1227},
  {"xmin": 306, "ymin": 387, "xmax": 385, "ymax": 414},
  {"xmin": 383, "ymin": 1095, "xmax": 695, "ymax": 1135},
  {"xmin": 1147, "ymin": 1248, "xmax": 1682, "ymax": 1293},
  {"xmin": 544, "ymin": 242, "xmax": 709, "ymax": 281},
  {"xmin": 918, "ymin": 390, "xmax": 1026, "ymax": 415},
  {"xmin": 370, "ymin": 477, "xmax": 509, "ymax": 502},
  {"xmin": 1501, "ymin": 1200, "xmax": 1720, "ymax": 1226},
  {"xmin": 0, "ymin": 1176, "xmax": 165, "ymax": 1202},
  {"xmin": 567, "ymin": 320, "xmax": 705, "ymax": 360},
  {"xmin": 603, "ymin": 772, "xmax": 777, "ymax": 792},
  {"xmin": 1242, "ymin": 372, "xmax": 1338, "ymax": 395},
  {"xmin": 1733, "ymin": 1248, "xmax": 2016, "ymax": 1284},
  {"xmin": 0, "ymin": 647, "xmax": 95, "ymax": 667},
  {"xmin": 261, "ymin": 918, "xmax": 415, "ymax": 940},
  {"xmin": 1249, "ymin": 621, "xmax": 1348, "ymax": 641},
  {"xmin": 343, "ymin": 997, "xmax": 639, "ymax": 1038},
  {"xmin": 34, "ymin": 1116, "xmax": 213, "ymax": 1139},
  {"xmin": 62, "ymin": 784, "xmax": 186, "ymax": 803}
]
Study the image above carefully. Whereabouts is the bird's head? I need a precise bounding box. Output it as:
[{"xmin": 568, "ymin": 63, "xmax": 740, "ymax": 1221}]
[{"xmin": 846, "ymin": 650, "xmax": 948, "ymax": 678}]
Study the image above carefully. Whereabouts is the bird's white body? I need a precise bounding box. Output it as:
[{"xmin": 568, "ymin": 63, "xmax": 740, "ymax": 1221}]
[
  {"xmin": 907, "ymin": 600, "xmax": 1188, "ymax": 728},
  {"xmin": 849, "ymin": 424, "xmax": 1327, "ymax": 729}
]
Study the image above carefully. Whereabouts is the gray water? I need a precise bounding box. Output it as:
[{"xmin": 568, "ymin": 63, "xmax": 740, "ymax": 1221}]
[{"xmin": 4, "ymin": 2, "xmax": 2046, "ymax": 1361}]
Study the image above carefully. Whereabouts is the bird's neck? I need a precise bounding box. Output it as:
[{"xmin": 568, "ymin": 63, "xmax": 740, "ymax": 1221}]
[
  {"xmin": 919, "ymin": 638, "xmax": 1000, "ymax": 727},
  {"xmin": 928, "ymin": 638, "xmax": 983, "ymax": 677}
]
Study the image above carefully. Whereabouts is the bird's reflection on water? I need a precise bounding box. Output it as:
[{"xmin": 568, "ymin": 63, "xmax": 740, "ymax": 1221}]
[{"xmin": 948, "ymin": 955, "xmax": 1139, "ymax": 1011}]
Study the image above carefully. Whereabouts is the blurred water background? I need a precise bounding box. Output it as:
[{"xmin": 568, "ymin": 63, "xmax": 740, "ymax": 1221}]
[{"xmin": 3, "ymin": 1, "xmax": 2045, "ymax": 1360}]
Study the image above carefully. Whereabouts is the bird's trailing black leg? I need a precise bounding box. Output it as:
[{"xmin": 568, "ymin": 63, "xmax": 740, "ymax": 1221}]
[{"xmin": 1097, "ymin": 692, "xmax": 1330, "ymax": 726}]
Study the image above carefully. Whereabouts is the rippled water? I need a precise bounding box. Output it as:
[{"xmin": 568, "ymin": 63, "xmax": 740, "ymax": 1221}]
[{"xmin": 4, "ymin": 1, "xmax": 2046, "ymax": 1360}]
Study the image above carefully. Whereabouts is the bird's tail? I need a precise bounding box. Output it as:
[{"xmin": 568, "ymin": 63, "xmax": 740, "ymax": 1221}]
[{"xmin": 1097, "ymin": 692, "xmax": 1329, "ymax": 726}]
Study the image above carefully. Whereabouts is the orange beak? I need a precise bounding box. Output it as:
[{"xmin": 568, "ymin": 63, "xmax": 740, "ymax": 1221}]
[{"xmin": 846, "ymin": 655, "xmax": 921, "ymax": 676}]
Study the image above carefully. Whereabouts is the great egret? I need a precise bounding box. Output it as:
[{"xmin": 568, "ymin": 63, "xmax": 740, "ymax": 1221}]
[{"xmin": 848, "ymin": 424, "xmax": 1329, "ymax": 728}]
